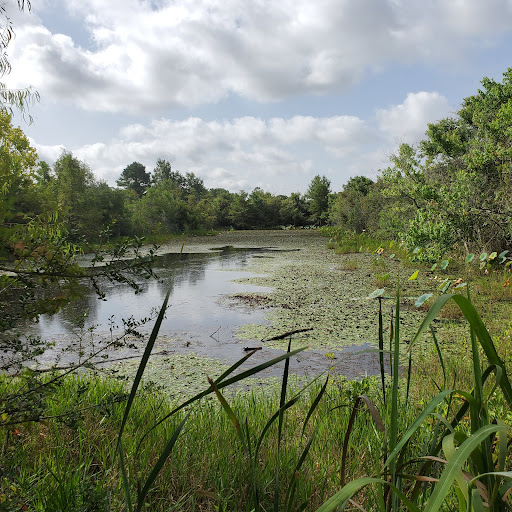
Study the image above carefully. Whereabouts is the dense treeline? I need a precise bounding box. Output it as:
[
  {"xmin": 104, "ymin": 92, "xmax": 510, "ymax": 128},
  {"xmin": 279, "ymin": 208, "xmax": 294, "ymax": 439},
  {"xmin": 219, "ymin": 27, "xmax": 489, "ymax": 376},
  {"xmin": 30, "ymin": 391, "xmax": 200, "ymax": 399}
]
[
  {"xmin": 1, "ymin": 122, "xmax": 332, "ymax": 246},
  {"xmin": 330, "ymin": 68, "xmax": 512, "ymax": 260},
  {"xmin": 2, "ymin": 68, "xmax": 512, "ymax": 261}
]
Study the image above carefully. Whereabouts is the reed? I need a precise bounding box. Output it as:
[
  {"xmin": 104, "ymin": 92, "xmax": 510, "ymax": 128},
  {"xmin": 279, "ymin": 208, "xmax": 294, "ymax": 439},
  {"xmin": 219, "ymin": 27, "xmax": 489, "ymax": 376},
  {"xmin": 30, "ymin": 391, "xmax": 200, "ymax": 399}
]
[{"xmin": 1, "ymin": 282, "xmax": 510, "ymax": 510}]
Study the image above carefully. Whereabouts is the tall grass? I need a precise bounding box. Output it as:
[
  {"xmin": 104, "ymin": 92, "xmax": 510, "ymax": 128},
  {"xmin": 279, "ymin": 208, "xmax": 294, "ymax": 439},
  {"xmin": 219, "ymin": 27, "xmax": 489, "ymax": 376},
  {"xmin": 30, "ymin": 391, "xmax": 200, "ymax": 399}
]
[
  {"xmin": 1, "ymin": 283, "xmax": 511, "ymax": 510},
  {"xmin": 316, "ymin": 289, "xmax": 512, "ymax": 511}
]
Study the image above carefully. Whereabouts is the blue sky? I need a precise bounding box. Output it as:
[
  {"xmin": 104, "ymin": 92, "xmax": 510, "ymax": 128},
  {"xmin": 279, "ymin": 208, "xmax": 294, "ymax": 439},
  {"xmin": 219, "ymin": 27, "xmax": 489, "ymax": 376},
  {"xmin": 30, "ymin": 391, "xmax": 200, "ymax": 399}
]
[{"xmin": 6, "ymin": 0, "xmax": 512, "ymax": 195}]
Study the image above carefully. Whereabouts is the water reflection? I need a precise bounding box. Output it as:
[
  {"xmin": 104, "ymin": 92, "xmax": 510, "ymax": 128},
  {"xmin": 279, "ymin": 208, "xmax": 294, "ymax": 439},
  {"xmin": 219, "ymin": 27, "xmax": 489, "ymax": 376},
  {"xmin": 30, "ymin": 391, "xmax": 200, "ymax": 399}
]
[{"xmin": 21, "ymin": 249, "xmax": 271, "ymax": 342}]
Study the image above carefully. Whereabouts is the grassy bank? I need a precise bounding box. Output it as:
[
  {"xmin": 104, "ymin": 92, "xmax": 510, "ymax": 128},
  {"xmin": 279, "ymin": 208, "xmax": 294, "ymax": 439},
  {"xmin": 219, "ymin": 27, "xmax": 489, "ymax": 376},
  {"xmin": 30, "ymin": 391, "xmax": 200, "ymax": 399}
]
[
  {"xmin": 0, "ymin": 368, "xmax": 432, "ymax": 511},
  {"xmin": 1, "ymin": 230, "xmax": 511, "ymax": 511}
]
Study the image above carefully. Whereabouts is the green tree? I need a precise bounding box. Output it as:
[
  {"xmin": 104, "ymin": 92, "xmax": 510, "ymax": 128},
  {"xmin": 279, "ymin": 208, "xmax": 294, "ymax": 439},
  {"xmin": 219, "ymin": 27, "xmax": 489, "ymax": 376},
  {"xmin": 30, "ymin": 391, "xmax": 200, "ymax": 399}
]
[
  {"xmin": 344, "ymin": 175, "xmax": 374, "ymax": 196},
  {"xmin": 117, "ymin": 161, "xmax": 151, "ymax": 198},
  {"xmin": 152, "ymin": 158, "xmax": 173, "ymax": 185},
  {"xmin": 209, "ymin": 188, "xmax": 233, "ymax": 227},
  {"xmin": 306, "ymin": 175, "xmax": 331, "ymax": 225},
  {"xmin": 381, "ymin": 68, "xmax": 512, "ymax": 258},
  {"xmin": 228, "ymin": 191, "xmax": 251, "ymax": 229},
  {"xmin": 280, "ymin": 192, "xmax": 308, "ymax": 227},
  {"xmin": 53, "ymin": 151, "xmax": 102, "ymax": 239},
  {"xmin": 131, "ymin": 180, "xmax": 188, "ymax": 233},
  {"xmin": 329, "ymin": 176, "xmax": 375, "ymax": 233},
  {"xmin": 0, "ymin": 110, "xmax": 37, "ymax": 228},
  {"xmin": 184, "ymin": 171, "xmax": 207, "ymax": 198}
]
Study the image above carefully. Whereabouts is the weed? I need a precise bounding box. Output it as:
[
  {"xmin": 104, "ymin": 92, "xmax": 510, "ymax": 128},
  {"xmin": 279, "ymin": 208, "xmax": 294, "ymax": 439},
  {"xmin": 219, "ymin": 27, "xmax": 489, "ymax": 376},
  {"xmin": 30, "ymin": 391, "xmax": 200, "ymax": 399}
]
[{"xmin": 338, "ymin": 258, "xmax": 359, "ymax": 271}]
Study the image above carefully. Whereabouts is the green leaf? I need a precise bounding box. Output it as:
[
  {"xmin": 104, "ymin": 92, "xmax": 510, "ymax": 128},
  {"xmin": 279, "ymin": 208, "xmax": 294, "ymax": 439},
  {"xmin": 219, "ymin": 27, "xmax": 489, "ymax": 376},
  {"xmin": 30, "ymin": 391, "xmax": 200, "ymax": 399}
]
[
  {"xmin": 479, "ymin": 252, "xmax": 488, "ymax": 262},
  {"xmin": 117, "ymin": 287, "xmax": 171, "ymax": 449},
  {"xmin": 465, "ymin": 253, "xmax": 475, "ymax": 263},
  {"xmin": 430, "ymin": 263, "xmax": 438, "ymax": 271},
  {"xmin": 315, "ymin": 477, "xmax": 421, "ymax": 512},
  {"xmin": 499, "ymin": 250, "xmax": 509, "ymax": 259},
  {"xmin": 413, "ymin": 246, "xmax": 421, "ymax": 254},
  {"xmin": 389, "ymin": 253, "xmax": 395, "ymax": 259},
  {"xmin": 415, "ymin": 293, "xmax": 433, "ymax": 307},
  {"xmin": 441, "ymin": 281, "xmax": 451, "ymax": 293},
  {"xmin": 368, "ymin": 288, "xmax": 385, "ymax": 299},
  {"xmin": 135, "ymin": 412, "xmax": 191, "ymax": 512},
  {"xmin": 411, "ymin": 294, "xmax": 512, "ymax": 405},
  {"xmin": 409, "ymin": 270, "xmax": 419, "ymax": 281},
  {"xmin": 425, "ymin": 425, "xmax": 508, "ymax": 511},
  {"xmin": 489, "ymin": 251, "xmax": 497, "ymax": 260},
  {"xmin": 385, "ymin": 390, "xmax": 454, "ymax": 467},
  {"xmin": 440, "ymin": 260, "xmax": 449, "ymax": 270}
]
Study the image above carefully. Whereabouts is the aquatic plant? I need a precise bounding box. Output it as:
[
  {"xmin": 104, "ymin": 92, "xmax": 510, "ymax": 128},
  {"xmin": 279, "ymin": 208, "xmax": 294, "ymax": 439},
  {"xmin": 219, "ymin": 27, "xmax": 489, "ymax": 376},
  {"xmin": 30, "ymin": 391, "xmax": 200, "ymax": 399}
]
[{"xmin": 316, "ymin": 289, "xmax": 512, "ymax": 511}]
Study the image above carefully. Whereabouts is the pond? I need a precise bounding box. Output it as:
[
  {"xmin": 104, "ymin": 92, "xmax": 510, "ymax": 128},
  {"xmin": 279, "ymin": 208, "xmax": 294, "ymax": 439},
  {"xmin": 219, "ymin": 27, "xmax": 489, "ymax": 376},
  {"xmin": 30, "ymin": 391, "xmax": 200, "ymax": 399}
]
[{"xmin": 11, "ymin": 231, "xmax": 404, "ymax": 389}]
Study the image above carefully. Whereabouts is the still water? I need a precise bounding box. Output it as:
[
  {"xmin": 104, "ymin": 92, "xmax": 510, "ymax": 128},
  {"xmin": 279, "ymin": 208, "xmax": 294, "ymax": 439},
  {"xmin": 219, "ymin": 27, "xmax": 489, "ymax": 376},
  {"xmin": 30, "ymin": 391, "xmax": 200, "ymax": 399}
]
[
  {"xmin": 30, "ymin": 249, "xmax": 270, "ymax": 338},
  {"xmin": 14, "ymin": 246, "xmax": 383, "ymax": 379}
]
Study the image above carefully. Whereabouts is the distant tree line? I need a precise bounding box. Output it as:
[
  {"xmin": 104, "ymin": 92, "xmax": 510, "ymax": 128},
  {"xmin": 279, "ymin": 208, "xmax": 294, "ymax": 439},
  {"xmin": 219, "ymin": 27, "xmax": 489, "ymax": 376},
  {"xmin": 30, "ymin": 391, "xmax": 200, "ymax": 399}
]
[
  {"xmin": 1, "ymin": 119, "xmax": 333, "ymax": 248},
  {"xmin": 3, "ymin": 68, "xmax": 512, "ymax": 261}
]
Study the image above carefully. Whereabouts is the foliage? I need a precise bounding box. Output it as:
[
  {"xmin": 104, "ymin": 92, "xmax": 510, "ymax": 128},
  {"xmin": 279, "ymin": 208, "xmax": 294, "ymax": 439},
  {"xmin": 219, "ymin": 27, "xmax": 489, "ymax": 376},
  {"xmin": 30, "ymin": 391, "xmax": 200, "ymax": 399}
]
[
  {"xmin": 384, "ymin": 69, "xmax": 512, "ymax": 259},
  {"xmin": 326, "ymin": 67, "xmax": 512, "ymax": 261},
  {"xmin": 2, "ymin": 266, "xmax": 511, "ymax": 510},
  {"xmin": 306, "ymin": 175, "xmax": 331, "ymax": 225},
  {"xmin": 329, "ymin": 176, "xmax": 381, "ymax": 233},
  {"xmin": 0, "ymin": 1, "xmax": 40, "ymax": 123},
  {"xmin": 116, "ymin": 161, "xmax": 151, "ymax": 198},
  {"xmin": 316, "ymin": 287, "xmax": 512, "ymax": 511}
]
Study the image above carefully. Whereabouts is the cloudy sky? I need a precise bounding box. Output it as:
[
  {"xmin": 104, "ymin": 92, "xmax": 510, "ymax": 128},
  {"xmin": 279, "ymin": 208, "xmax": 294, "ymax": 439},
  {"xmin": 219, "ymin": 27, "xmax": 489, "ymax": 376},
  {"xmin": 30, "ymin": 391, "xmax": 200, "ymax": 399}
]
[{"xmin": 6, "ymin": 0, "xmax": 512, "ymax": 194}]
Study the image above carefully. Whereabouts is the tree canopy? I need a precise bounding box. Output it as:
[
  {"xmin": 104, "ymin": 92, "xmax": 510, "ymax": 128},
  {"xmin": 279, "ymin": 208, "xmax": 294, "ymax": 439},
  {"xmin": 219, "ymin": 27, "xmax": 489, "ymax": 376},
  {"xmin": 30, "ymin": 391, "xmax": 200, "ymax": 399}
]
[
  {"xmin": 117, "ymin": 161, "xmax": 151, "ymax": 198},
  {"xmin": 306, "ymin": 175, "xmax": 331, "ymax": 225}
]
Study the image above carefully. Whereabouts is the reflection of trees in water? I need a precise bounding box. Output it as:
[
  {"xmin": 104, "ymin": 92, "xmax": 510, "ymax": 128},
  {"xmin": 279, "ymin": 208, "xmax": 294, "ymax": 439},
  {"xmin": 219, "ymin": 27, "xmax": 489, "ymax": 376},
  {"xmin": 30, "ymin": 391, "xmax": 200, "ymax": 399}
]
[
  {"xmin": 58, "ymin": 288, "xmax": 98, "ymax": 329},
  {"xmin": 23, "ymin": 249, "xmax": 258, "ymax": 338},
  {"xmin": 157, "ymin": 252, "xmax": 209, "ymax": 289}
]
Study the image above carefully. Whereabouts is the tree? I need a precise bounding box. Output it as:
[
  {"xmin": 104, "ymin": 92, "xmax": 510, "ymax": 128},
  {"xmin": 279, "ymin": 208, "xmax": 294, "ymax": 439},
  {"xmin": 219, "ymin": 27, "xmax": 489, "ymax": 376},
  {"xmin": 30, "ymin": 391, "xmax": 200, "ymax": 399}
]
[
  {"xmin": 209, "ymin": 188, "xmax": 233, "ymax": 227},
  {"xmin": 228, "ymin": 191, "xmax": 251, "ymax": 229},
  {"xmin": 52, "ymin": 151, "xmax": 102, "ymax": 239},
  {"xmin": 0, "ymin": 110, "xmax": 37, "ymax": 228},
  {"xmin": 280, "ymin": 192, "xmax": 308, "ymax": 227},
  {"xmin": 306, "ymin": 175, "xmax": 331, "ymax": 225},
  {"xmin": 343, "ymin": 176, "xmax": 374, "ymax": 196},
  {"xmin": 117, "ymin": 161, "xmax": 151, "ymax": 198},
  {"xmin": 184, "ymin": 171, "xmax": 206, "ymax": 198},
  {"xmin": 381, "ymin": 68, "xmax": 512, "ymax": 258},
  {"xmin": 152, "ymin": 158, "xmax": 173, "ymax": 184},
  {"xmin": 329, "ymin": 176, "xmax": 375, "ymax": 233}
]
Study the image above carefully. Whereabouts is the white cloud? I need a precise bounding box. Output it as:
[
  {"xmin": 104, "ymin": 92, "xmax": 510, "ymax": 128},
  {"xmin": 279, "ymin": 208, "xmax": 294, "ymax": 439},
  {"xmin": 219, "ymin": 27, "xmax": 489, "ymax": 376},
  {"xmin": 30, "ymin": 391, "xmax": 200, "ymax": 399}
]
[
  {"xmin": 31, "ymin": 114, "xmax": 380, "ymax": 193},
  {"xmin": 30, "ymin": 84, "xmax": 455, "ymax": 194},
  {"xmin": 6, "ymin": 0, "xmax": 512, "ymax": 113},
  {"xmin": 375, "ymin": 91, "xmax": 451, "ymax": 143}
]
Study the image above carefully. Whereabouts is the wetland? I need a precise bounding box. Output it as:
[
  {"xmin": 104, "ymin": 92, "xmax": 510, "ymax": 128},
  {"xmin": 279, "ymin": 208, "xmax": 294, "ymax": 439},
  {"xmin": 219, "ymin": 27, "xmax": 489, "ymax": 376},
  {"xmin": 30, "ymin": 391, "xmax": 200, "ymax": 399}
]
[{"xmin": 20, "ymin": 230, "xmax": 446, "ymax": 395}]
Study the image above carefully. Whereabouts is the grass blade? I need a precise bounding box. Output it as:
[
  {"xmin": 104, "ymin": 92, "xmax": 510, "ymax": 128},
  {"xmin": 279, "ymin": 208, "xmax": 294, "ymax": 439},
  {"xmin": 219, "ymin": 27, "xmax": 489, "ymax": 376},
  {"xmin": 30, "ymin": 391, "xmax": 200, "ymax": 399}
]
[
  {"xmin": 389, "ymin": 287, "xmax": 401, "ymax": 509},
  {"xmin": 315, "ymin": 477, "xmax": 422, "ymax": 512},
  {"xmin": 275, "ymin": 337, "xmax": 292, "ymax": 512},
  {"xmin": 118, "ymin": 439, "xmax": 133, "ymax": 512},
  {"xmin": 135, "ymin": 412, "xmax": 191, "ymax": 512},
  {"xmin": 384, "ymin": 389, "xmax": 453, "ymax": 467},
  {"xmin": 285, "ymin": 430, "xmax": 316, "ymax": 512},
  {"xmin": 208, "ymin": 377, "xmax": 245, "ymax": 445},
  {"xmin": 425, "ymin": 424, "xmax": 508, "ymax": 511},
  {"xmin": 411, "ymin": 294, "xmax": 512, "ymax": 406},
  {"xmin": 136, "ymin": 345, "xmax": 308, "ymax": 453},
  {"xmin": 430, "ymin": 326, "xmax": 446, "ymax": 388},
  {"xmin": 117, "ymin": 288, "xmax": 171, "ymax": 449},
  {"xmin": 302, "ymin": 376, "xmax": 329, "ymax": 437},
  {"xmin": 341, "ymin": 395, "xmax": 384, "ymax": 487},
  {"xmin": 378, "ymin": 297, "xmax": 386, "ymax": 406}
]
